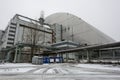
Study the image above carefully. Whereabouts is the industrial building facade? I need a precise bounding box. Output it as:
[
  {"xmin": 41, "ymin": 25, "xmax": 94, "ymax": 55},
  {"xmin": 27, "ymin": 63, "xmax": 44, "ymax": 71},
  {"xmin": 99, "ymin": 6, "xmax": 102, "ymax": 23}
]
[
  {"xmin": 0, "ymin": 14, "xmax": 52, "ymax": 48},
  {"xmin": 0, "ymin": 12, "xmax": 120, "ymax": 63},
  {"xmin": 0, "ymin": 14, "xmax": 53, "ymax": 62}
]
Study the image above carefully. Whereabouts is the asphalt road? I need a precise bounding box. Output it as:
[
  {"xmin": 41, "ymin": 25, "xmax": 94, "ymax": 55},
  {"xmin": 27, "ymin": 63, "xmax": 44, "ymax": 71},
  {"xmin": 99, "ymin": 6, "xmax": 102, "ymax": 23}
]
[{"xmin": 0, "ymin": 63, "xmax": 120, "ymax": 80}]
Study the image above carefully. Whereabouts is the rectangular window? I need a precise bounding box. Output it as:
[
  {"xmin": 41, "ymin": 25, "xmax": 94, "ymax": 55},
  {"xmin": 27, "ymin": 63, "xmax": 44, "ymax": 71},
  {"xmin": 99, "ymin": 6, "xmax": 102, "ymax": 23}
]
[
  {"xmin": 7, "ymin": 42, "xmax": 14, "ymax": 45},
  {"xmin": 10, "ymin": 26, "xmax": 16, "ymax": 29},
  {"xmin": 11, "ymin": 23, "xmax": 17, "ymax": 26},
  {"xmin": 9, "ymin": 30, "xmax": 15, "ymax": 33},
  {"xmin": 6, "ymin": 46, "xmax": 11, "ymax": 48},
  {"xmin": 8, "ymin": 34, "xmax": 15, "ymax": 37},
  {"xmin": 8, "ymin": 38, "xmax": 14, "ymax": 41}
]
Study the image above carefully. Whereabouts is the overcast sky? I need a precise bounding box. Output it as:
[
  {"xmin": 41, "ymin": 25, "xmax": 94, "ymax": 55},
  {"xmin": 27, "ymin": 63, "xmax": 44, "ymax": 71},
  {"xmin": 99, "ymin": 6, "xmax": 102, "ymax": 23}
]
[{"xmin": 0, "ymin": 0, "xmax": 120, "ymax": 41}]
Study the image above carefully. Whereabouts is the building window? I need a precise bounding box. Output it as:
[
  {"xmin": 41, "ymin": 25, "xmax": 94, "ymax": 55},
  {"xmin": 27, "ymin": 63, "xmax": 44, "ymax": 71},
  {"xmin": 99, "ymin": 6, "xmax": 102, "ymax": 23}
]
[
  {"xmin": 8, "ymin": 34, "xmax": 15, "ymax": 37},
  {"xmin": 10, "ymin": 26, "xmax": 16, "ymax": 29},
  {"xmin": 6, "ymin": 46, "xmax": 11, "ymax": 48},
  {"xmin": 11, "ymin": 23, "xmax": 17, "ymax": 26},
  {"xmin": 9, "ymin": 30, "xmax": 15, "ymax": 33},
  {"xmin": 8, "ymin": 38, "xmax": 14, "ymax": 41},
  {"xmin": 7, "ymin": 42, "xmax": 14, "ymax": 45}
]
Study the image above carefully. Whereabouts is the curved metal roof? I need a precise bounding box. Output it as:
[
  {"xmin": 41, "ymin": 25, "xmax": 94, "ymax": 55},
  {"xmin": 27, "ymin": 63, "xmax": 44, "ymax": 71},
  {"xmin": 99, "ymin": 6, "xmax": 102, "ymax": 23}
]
[{"xmin": 45, "ymin": 12, "xmax": 115, "ymax": 45}]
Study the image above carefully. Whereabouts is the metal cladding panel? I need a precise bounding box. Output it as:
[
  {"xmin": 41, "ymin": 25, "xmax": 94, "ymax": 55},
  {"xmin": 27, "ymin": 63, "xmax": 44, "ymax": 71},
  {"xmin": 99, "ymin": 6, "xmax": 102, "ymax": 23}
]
[{"xmin": 45, "ymin": 13, "xmax": 115, "ymax": 45}]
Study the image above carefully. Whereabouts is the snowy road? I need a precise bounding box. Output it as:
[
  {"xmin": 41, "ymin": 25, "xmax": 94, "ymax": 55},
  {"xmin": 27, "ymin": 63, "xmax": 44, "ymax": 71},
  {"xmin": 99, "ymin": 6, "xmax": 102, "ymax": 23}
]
[{"xmin": 0, "ymin": 63, "xmax": 120, "ymax": 80}]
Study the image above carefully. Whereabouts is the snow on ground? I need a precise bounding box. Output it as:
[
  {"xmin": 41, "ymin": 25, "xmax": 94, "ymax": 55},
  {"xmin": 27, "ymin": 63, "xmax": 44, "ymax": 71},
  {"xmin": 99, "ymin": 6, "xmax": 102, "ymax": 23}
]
[
  {"xmin": 46, "ymin": 69, "xmax": 56, "ymax": 74},
  {"xmin": 34, "ymin": 65, "xmax": 105, "ymax": 74},
  {"xmin": 74, "ymin": 64, "xmax": 120, "ymax": 71},
  {"xmin": 55, "ymin": 68, "xmax": 69, "ymax": 74},
  {"xmin": 0, "ymin": 67, "xmax": 35, "ymax": 73},
  {"xmin": 66, "ymin": 67, "xmax": 104, "ymax": 74},
  {"xmin": 34, "ymin": 68, "xmax": 47, "ymax": 74},
  {"xmin": 1, "ymin": 63, "xmax": 120, "ymax": 74},
  {"xmin": 0, "ymin": 63, "xmax": 36, "ymax": 68},
  {"xmin": 0, "ymin": 63, "xmax": 120, "ymax": 80},
  {"xmin": 0, "ymin": 63, "xmax": 36, "ymax": 74}
]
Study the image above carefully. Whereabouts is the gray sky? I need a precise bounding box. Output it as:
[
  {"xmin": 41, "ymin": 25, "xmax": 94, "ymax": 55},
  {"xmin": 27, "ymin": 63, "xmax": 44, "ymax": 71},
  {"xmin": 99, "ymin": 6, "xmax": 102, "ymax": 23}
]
[{"xmin": 0, "ymin": 0, "xmax": 120, "ymax": 41}]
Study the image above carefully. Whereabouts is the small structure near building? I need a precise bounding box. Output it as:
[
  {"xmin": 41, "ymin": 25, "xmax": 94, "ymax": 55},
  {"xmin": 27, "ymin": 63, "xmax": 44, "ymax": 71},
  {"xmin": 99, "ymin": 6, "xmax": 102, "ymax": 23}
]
[
  {"xmin": 32, "ymin": 56, "xmax": 43, "ymax": 64},
  {"xmin": 51, "ymin": 41, "xmax": 80, "ymax": 62},
  {"xmin": 32, "ymin": 56, "xmax": 63, "ymax": 64}
]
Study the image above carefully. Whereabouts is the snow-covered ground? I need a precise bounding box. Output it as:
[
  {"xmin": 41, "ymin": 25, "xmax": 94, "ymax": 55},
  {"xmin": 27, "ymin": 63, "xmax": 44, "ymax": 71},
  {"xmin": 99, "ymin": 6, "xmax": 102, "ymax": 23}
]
[
  {"xmin": 0, "ymin": 63, "xmax": 36, "ymax": 67},
  {"xmin": 0, "ymin": 63, "xmax": 36, "ymax": 73},
  {"xmin": 74, "ymin": 64, "xmax": 120, "ymax": 71},
  {"xmin": 0, "ymin": 67, "xmax": 35, "ymax": 73},
  {"xmin": 0, "ymin": 63, "xmax": 120, "ymax": 80}
]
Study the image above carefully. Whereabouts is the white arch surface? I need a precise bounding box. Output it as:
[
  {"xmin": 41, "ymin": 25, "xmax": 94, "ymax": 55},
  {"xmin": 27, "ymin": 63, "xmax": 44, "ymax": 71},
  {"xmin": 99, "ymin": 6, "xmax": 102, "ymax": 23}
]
[{"xmin": 45, "ymin": 13, "xmax": 115, "ymax": 45}]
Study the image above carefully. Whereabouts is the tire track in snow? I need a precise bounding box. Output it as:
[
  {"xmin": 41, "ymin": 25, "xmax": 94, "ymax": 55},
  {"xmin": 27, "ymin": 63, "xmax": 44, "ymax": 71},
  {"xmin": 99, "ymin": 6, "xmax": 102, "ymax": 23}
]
[
  {"xmin": 62, "ymin": 68, "xmax": 73, "ymax": 74},
  {"xmin": 26, "ymin": 68, "xmax": 40, "ymax": 73},
  {"xmin": 42, "ymin": 67, "xmax": 52, "ymax": 74},
  {"xmin": 53, "ymin": 69, "xmax": 59, "ymax": 74}
]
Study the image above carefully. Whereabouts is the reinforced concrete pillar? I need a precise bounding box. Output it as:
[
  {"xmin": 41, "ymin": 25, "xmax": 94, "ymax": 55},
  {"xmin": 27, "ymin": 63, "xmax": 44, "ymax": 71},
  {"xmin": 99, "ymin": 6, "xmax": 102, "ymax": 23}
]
[
  {"xmin": 86, "ymin": 50, "xmax": 90, "ymax": 62},
  {"xmin": 112, "ymin": 49, "xmax": 115, "ymax": 59},
  {"xmin": 17, "ymin": 48, "xmax": 22, "ymax": 63},
  {"xmin": 99, "ymin": 50, "xmax": 101, "ymax": 59},
  {"xmin": 6, "ymin": 51, "xmax": 11, "ymax": 62},
  {"xmin": 13, "ymin": 46, "xmax": 18, "ymax": 63},
  {"xmin": 66, "ymin": 53, "xmax": 69, "ymax": 62}
]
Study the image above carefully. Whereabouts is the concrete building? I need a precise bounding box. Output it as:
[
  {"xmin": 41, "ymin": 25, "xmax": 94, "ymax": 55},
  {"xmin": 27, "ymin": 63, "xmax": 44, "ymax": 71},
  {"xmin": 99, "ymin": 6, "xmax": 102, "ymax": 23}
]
[
  {"xmin": 0, "ymin": 30, "xmax": 4, "ymax": 50},
  {"xmin": 0, "ymin": 14, "xmax": 52, "ymax": 50},
  {"xmin": 0, "ymin": 14, "xmax": 53, "ymax": 62},
  {"xmin": 0, "ymin": 12, "xmax": 119, "ymax": 63}
]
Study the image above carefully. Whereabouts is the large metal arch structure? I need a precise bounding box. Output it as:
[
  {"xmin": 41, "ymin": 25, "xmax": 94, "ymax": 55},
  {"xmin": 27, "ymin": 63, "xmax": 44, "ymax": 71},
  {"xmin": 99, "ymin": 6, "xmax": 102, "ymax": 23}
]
[{"xmin": 45, "ymin": 12, "xmax": 115, "ymax": 45}]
